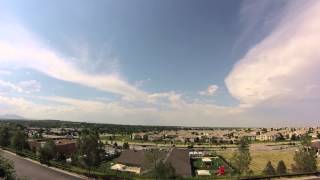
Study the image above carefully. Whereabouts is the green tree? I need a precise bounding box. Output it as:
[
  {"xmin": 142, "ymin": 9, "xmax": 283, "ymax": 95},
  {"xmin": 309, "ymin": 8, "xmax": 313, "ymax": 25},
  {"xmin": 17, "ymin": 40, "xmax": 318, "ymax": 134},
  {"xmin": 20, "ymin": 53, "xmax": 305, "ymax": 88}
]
[
  {"xmin": 0, "ymin": 155, "xmax": 16, "ymax": 180},
  {"xmin": 291, "ymin": 134, "xmax": 297, "ymax": 141},
  {"xmin": 300, "ymin": 134, "xmax": 312, "ymax": 147},
  {"xmin": 231, "ymin": 137, "xmax": 252, "ymax": 175},
  {"xmin": 292, "ymin": 148, "xmax": 317, "ymax": 173},
  {"xmin": 276, "ymin": 160, "xmax": 287, "ymax": 175},
  {"xmin": 10, "ymin": 129, "xmax": 27, "ymax": 151},
  {"xmin": 39, "ymin": 140, "xmax": 56, "ymax": 165},
  {"xmin": 77, "ymin": 129, "xmax": 105, "ymax": 175},
  {"xmin": 275, "ymin": 133, "xmax": 285, "ymax": 141},
  {"xmin": 153, "ymin": 161, "xmax": 176, "ymax": 179},
  {"xmin": 122, "ymin": 142, "xmax": 129, "ymax": 149},
  {"xmin": 0, "ymin": 126, "xmax": 10, "ymax": 147},
  {"xmin": 263, "ymin": 161, "xmax": 276, "ymax": 175},
  {"xmin": 145, "ymin": 149, "xmax": 161, "ymax": 172}
]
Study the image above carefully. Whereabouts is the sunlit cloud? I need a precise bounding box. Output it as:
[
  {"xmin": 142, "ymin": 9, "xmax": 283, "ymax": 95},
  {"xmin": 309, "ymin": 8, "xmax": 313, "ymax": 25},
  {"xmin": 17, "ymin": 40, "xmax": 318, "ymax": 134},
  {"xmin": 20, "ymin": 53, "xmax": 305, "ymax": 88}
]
[
  {"xmin": 226, "ymin": 1, "xmax": 320, "ymax": 106},
  {"xmin": 199, "ymin": 85, "xmax": 218, "ymax": 96}
]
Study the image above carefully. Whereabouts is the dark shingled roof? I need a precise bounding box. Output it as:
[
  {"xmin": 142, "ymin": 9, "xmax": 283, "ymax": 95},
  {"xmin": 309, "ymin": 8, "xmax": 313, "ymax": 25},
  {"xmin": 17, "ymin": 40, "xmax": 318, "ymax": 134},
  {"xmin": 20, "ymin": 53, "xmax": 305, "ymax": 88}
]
[
  {"xmin": 165, "ymin": 148, "xmax": 192, "ymax": 177},
  {"xmin": 115, "ymin": 150, "xmax": 146, "ymax": 167}
]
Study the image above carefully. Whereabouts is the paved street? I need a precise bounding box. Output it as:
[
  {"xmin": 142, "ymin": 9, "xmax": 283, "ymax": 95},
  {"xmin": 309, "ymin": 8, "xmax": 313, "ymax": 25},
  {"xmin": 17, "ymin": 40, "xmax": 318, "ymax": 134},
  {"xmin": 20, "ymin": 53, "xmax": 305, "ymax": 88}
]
[{"xmin": 1, "ymin": 150, "xmax": 84, "ymax": 180}]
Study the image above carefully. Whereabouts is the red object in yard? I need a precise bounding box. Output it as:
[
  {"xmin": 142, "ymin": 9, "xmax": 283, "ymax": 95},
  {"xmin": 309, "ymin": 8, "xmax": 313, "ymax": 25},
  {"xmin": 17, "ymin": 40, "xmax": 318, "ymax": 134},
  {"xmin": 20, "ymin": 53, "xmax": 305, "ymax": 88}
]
[{"xmin": 217, "ymin": 166, "xmax": 225, "ymax": 176}]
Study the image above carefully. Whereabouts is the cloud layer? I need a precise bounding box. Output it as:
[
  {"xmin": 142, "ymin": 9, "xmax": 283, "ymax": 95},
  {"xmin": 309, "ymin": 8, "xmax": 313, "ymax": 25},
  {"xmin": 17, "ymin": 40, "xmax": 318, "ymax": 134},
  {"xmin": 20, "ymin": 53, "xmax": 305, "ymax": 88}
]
[
  {"xmin": 0, "ymin": 21, "xmax": 146, "ymax": 101},
  {"xmin": 1, "ymin": 1, "xmax": 320, "ymax": 126},
  {"xmin": 226, "ymin": 1, "xmax": 320, "ymax": 106}
]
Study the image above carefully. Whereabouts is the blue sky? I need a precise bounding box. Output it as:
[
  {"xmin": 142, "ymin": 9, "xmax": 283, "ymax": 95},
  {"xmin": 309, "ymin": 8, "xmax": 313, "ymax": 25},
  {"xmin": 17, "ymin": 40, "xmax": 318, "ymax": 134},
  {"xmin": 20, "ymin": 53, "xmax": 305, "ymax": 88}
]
[{"xmin": 1, "ymin": 0, "xmax": 320, "ymax": 127}]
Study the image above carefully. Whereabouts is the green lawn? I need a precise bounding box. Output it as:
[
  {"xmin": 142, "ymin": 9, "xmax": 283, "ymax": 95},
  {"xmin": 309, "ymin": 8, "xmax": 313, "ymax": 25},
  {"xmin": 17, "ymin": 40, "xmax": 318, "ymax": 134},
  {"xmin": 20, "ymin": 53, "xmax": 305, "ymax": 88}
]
[{"xmin": 217, "ymin": 149, "xmax": 300, "ymax": 174}]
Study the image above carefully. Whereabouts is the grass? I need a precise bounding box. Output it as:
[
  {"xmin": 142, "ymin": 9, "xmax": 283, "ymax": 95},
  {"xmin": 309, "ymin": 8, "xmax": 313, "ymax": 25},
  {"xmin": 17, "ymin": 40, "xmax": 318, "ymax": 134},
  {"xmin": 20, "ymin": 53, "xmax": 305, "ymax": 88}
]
[
  {"xmin": 217, "ymin": 148, "xmax": 307, "ymax": 175},
  {"xmin": 250, "ymin": 150, "xmax": 296, "ymax": 173}
]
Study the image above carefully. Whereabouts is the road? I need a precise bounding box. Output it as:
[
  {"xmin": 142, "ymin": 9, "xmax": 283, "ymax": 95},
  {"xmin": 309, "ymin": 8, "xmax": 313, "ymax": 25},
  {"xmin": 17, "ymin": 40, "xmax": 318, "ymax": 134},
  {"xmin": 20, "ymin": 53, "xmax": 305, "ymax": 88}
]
[{"xmin": 1, "ymin": 150, "xmax": 84, "ymax": 180}]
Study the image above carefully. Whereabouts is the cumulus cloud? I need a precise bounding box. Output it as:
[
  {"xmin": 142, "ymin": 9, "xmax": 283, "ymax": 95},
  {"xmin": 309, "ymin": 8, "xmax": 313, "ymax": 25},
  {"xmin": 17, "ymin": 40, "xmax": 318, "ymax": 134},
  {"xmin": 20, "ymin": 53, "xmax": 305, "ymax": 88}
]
[
  {"xmin": 0, "ymin": 21, "xmax": 147, "ymax": 101},
  {"xmin": 226, "ymin": 1, "xmax": 320, "ymax": 106},
  {"xmin": 199, "ymin": 85, "xmax": 218, "ymax": 96}
]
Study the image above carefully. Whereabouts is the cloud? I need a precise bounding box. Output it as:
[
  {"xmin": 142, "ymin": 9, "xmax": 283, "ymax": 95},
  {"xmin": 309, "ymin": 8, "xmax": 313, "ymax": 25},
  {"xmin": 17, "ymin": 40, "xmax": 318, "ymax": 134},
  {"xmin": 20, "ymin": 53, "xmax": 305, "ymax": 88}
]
[
  {"xmin": 0, "ymin": 70, "xmax": 11, "ymax": 75},
  {"xmin": 0, "ymin": 20, "xmax": 147, "ymax": 101},
  {"xmin": 0, "ymin": 79, "xmax": 41, "ymax": 94},
  {"xmin": 18, "ymin": 80, "xmax": 41, "ymax": 93},
  {"xmin": 199, "ymin": 85, "xmax": 218, "ymax": 96},
  {"xmin": 225, "ymin": 1, "xmax": 320, "ymax": 105},
  {"xmin": 0, "ymin": 93, "xmax": 249, "ymax": 126},
  {"xmin": 0, "ymin": 80, "xmax": 23, "ymax": 93}
]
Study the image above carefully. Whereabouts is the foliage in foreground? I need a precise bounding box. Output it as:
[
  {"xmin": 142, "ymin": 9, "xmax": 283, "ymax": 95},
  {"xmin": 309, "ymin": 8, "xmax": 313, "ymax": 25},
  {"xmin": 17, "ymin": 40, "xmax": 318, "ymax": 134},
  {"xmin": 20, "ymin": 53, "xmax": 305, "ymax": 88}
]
[
  {"xmin": 0, "ymin": 154, "xmax": 16, "ymax": 180},
  {"xmin": 231, "ymin": 137, "xmax": 252, "ymax": 175},
  {"xmin": 292, "ymin": 148, "xmax": 317, "ymax": 173}
]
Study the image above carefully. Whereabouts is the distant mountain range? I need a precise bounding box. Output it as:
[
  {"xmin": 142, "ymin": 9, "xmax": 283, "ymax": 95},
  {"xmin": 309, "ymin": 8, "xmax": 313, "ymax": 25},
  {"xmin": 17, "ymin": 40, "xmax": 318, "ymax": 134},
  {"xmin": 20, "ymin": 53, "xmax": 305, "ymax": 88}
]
[{"xmin": 0, "ymin": 114, "xmax": 25, "ymax": 120}]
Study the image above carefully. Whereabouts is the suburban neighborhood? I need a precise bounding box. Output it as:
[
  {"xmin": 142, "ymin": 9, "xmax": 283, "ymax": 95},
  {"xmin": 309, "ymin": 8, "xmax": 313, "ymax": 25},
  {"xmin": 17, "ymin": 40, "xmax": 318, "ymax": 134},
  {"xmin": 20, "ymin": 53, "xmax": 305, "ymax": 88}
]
[{"xmin": 0, "ymin": 119, "xmax": 320, "ymax": 179}]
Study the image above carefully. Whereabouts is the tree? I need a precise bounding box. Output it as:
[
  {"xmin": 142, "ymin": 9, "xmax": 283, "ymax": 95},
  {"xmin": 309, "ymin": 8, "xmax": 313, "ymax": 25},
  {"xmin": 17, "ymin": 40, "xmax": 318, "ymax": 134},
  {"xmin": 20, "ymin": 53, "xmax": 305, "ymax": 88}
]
[
  {"xmin": 275, "ymin": 133, "xmax": 285, "ymax": 141},
  {"xmin": 292, "ymin": 148, "xmax": 317, "ymax": 173},
  {"xmin": 10, "ymin": 129, "xmax": 27, "ymax": 151},
  {"xmin": 77, "ymin": 129, "xmax": 105, "ymax": 175},
  {"xmin": 276, "ymin": 160, "xmax": 287, "ymax": 175},
  {"xmin": 145, "ymin": 149, "xmax": 161, "ymax": 171},
  {"xmin": 153, "ymin": 161, "xmax": 176, "ymax": 179},
  {"xmin": 0, "ymin": 155, "xmax": 16, "ymax": 180},
  {"xmin": 291, "ymin": 134, "xmax": 297, "ymax": 141},
  {"xmin": 39, "ymin": 140, "xmax": 56, "ymax": 165},
  {"xmin": 263, "ymin": 161, "xmax": 276, "ymax": 175},
  {"xmin": 231, "ymin": 137, "xmax": 252, "ymax": 175},
  {"xmin": 122, "ymin": 142, "xmax": 129, "ymax": 149},
  {"xmin": 0, "ymin": 126, "xmax": 10, "ymax": 147},
  {"xmin": 300, "ymin": 134, "xmax": 312, "ymax": 147}
]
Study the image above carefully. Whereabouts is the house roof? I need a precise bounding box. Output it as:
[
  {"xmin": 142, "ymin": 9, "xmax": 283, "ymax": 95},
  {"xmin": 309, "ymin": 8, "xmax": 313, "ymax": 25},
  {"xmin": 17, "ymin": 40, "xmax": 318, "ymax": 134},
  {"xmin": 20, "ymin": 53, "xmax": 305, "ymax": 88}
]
[
  {"xmin": 54, "ymin": 139, "xmax": 76, "ymax": 146},
  {"xmin": 311, "ymin": 140, "xmax": 320, "ymax": 149},
  {"xmin": 115, "ymin": 150, "xmax": 146, "ymax": 167},
  {"xmin": 165, "ymin": 148, "xmax": 192, "ymax": 177}
]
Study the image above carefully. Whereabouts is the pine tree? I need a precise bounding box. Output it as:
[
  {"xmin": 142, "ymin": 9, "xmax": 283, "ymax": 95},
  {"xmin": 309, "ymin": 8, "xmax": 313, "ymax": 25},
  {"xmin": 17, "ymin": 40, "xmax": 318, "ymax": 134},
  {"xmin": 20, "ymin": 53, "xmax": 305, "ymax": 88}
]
[
  {"xmin": 276, "ymin": 160, "xmax": 287, "ymax": 175},
  {"xmin": 231, "ymin": 137, "xmax": 252, "ymax": 174},
  {"xmin": 263, "ymin": 161, "xmax": 276, "ymax": 175}
]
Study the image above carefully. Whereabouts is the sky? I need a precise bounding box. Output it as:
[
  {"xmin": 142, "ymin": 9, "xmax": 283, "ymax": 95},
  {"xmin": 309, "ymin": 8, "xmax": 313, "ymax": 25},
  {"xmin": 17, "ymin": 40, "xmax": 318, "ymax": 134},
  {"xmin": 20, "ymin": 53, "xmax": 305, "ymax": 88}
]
[{"xmin": 0, "ymin": 0, "xmax": 320, "ymax": 127}]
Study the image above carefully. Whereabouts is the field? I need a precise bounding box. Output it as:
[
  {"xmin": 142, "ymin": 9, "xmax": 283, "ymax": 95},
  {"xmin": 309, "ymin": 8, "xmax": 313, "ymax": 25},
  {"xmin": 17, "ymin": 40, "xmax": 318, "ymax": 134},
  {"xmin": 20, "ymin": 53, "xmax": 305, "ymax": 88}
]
[{"xmin": 217, "ymin": 144, "xmax": 298, "ymax": 174}]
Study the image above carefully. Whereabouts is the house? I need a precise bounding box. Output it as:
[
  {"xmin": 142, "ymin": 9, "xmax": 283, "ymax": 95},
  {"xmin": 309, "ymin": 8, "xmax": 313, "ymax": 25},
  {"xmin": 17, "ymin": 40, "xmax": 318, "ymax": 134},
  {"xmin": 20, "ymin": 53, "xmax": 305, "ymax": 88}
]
[
  {"xmin": 54, "ymin": 139, "xmax": 77, "ymax": 155},
  {"xmin": 311, "ymin": 140, "xmax": 320, "ymax": 157},
  {"xmin": 27, "ymin": 139, "xmax": 76, "ymax": 155},
  {"xmin": 28, "ymin": 139, "xmax": 46, "ymax": 153},
  {"xmin": 131, "ymin": 133, "xmax": 142, "ymax": 140},
  {"xmin": 147, "ymin": 134, "xmax": 163, "ymax": 141},
  {"xmin": 165, "ymin": 148, "xmax": 192, "ymax": 177},
  {"xmin": 256, "ymin": 132, "xmax": 278, "ymax": 141},
  {"xmin": 113, "ymin": 150, "xmax": 147, "ymax": 174}
]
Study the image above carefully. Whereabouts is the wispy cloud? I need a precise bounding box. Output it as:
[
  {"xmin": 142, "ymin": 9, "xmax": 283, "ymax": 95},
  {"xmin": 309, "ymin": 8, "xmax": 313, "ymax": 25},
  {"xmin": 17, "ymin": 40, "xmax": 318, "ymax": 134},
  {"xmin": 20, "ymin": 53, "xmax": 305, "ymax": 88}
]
[
  {"xmin": 0, "ymin": 20, "xmax": 146, "ymax": 101},
  {"xmin": 0, "ymin": 79, "xmax": 41, "ymax": 94}
]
